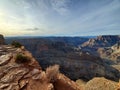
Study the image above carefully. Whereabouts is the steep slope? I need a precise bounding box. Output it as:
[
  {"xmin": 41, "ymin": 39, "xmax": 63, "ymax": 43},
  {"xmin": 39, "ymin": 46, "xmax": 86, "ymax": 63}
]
[{"xmin": 0, "ymin": 45, "xmax": 81, "ymax": 90}]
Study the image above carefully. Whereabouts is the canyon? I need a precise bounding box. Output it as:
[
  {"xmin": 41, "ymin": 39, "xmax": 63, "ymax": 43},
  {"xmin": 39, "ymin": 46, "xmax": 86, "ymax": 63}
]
[
  {"xmin": 1, "ymin": 35, "xmax": 120, "ymax": 90},
  {"xmin": 6, "ymin": 35, "xmax": 120, "ymax": 81}
]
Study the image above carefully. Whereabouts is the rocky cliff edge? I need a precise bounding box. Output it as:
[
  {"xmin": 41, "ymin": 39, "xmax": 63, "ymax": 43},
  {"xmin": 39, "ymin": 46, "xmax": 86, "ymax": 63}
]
[{"xmin": 0, "ymin": 45, "xmax": 81, "ymax": 90}]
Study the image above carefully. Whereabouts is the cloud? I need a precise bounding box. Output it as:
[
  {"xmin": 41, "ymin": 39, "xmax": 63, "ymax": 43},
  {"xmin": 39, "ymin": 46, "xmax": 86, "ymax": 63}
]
[
  {"xmin": 65, "ymin": 0, "xmax": 120, "ymax": 35},
  {"xmin": 50, "ymin": 0, "xmax": 71, "ymax": 15},
  {"xmin": 25, "ymin": 27, "xmax": 44, "ymax": 31},
  {"xmin": 0, "ymin": 0, "xmax": 120, "ymax": 36}
]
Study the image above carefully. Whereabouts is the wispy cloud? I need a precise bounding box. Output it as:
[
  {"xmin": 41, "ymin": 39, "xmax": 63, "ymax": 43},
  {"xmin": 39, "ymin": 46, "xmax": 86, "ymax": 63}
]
[
  {"xmin": 65, "ymin": 0, "xmax": 120, "ymax": 35},
  {"xmin": 0, "ymin": 0, "xmax": 120, "ymax": 36},
  {"xmin": 50, "ymin": 0, "xmax": 71, "ymax": 15}
]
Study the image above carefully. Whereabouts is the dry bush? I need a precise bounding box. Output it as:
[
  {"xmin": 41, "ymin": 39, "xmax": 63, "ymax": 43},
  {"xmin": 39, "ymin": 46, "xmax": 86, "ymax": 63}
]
[{"xmin": 46, "ymin": 65, "xmax": 59, "ymax": 83}]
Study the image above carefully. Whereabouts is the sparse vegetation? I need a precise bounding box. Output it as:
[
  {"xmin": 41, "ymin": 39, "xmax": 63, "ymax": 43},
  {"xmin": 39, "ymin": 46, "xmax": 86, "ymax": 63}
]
[
  {"xmin": 11, "ymin": 41, "xmax": 22, "ymax": 48},
  {"xmin": 15, "ymin": 54, "xmax": 30, "ymax": 64},
  {"xmin": 46, "ymin": 65, "xmax": 59, "ymax": 82}
]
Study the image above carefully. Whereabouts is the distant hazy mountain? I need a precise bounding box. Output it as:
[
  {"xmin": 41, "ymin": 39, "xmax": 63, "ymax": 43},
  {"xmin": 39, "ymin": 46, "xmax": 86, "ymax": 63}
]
[{"xmin": 6, "ymin": 36, "xmax": 89, "ymax": 46}]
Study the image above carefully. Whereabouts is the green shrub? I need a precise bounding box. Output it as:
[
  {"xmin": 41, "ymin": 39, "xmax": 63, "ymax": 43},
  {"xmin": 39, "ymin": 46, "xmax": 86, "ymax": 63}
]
[
  {"xmin": 11, "ymin": 41, "xmax": 22, "ymax": 48},
  {"xmin": 15, "ymin": 54, "xmax": 30, "ymax": 64}
]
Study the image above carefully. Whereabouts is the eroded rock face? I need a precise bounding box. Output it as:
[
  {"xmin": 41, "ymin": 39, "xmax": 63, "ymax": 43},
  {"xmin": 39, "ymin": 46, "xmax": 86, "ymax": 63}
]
[
  {"xmin": 82, "ymin": 35, "xmax": 120, "ymax": 48},
  {"xmin": 80, "ymin": 35, "xmax": 120, "ymax": 62},
  {"xmin": 97, "ymin": 42, "xmax": 120, "ymax": 61},
  {"xmin": 0, "ymin": 45, "xmax": 80, "ymax": 90},
  {"xmin": 0, "ymin": 34, "xmax": 5, "ymax": 45}
]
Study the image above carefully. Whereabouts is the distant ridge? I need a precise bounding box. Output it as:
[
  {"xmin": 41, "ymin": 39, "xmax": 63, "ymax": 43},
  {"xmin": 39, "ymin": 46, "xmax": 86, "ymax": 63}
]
[{"xmin": 82, "ymin": 35, "xmax": 120, "ymax": 48}]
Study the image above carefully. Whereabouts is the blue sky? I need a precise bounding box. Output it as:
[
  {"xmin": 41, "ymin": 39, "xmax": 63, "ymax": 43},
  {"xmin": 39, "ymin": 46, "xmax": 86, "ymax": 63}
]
[{"xmin": 0, "ymin": 0, "xmax": 120, "ymax": 36}]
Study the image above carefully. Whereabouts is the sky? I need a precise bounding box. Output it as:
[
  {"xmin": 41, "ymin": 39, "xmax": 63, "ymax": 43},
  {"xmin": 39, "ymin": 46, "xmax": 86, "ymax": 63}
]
[{"xmin": 0, "ymin": 0, "xmax": 120, "ymax": 36}]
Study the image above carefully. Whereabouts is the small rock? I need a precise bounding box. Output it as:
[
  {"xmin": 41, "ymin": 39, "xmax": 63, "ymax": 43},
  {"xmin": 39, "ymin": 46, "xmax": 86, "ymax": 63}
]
[
  {"xmin": 16, "ymin": 48, "xmax": 22, "ymax": 53},
  {"xmin": 31, "ymin": 69, "xmax": 40, "ymax": 75},
  {"xmin": 32, "ymin": 74, "xmax": 41, "ymax": 80},
  {"xmin": 0, "ymin": 84, "xmax": 9, "ymax": 89},
  {"xmin": 21, "ymin": 46, "xmax": 25, "ymax": 50},
  {"xmin": 19, "ymin": 80, "xmax": 28, "ymax": 88},
  {"xmin": 0, "ymin": 54, "xmax": 12, "ymax": 66},
  {"xmin": 47, "ymin": 84, "xmax": 54, "ymax": 90}
]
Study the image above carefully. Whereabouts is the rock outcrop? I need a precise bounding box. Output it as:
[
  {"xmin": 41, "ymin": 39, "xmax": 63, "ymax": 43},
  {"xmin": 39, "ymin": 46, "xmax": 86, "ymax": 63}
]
[
  {"xmin": 0, "ymin": 34, "xmax": 5, "ymax": 45},
  {"xmin": 0, "ymin": 45, "xmax": 81, "ymax": 90},
  {"xmin": 80, "ymin": 35, "xmax": 120, "ymax": 61},
  {"xmin": 97, "ymin": 42, "xmax": 120, "ymax": 61},
  {"xmin": 81, "ymin": 35, "xmax": 120, "ymax": 48}
]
